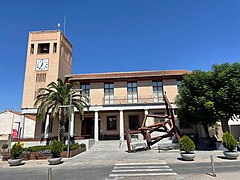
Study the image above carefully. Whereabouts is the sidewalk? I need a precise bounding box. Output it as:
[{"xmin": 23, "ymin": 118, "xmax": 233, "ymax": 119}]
[{"xmin": 1, "ymin": 142, "xmax": 240, "ymax": 180}]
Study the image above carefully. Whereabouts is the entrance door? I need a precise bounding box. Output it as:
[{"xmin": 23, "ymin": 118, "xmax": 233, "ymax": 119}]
[
  {"xmin": 81, "ymin": 118, "xmax": 94, "ymax": 138},
  {"xmin": 129, "ymin": 115, "xmax": 139, "ymax": 130}
]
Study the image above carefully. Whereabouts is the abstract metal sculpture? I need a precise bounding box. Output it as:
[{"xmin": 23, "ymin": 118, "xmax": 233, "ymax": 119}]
[{"xmin": 126, "ymin": 93, "xmax": 182, "ymax": 152}]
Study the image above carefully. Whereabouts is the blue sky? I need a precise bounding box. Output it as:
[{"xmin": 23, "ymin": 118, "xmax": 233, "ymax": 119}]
[{"xmin": 0, "ymin": 0, "xmax": 240, "ymax": 111}]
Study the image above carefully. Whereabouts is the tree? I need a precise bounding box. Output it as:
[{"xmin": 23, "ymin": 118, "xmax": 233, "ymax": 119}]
[
  {"xmin": 211, "ymin": 62, "xmax": 240, "ymax": 132},
  {"xmin": 34, "ymin": 79, "xmax": 89, "ymax": 142},
  {"xmin": 176, "ymin": 70, "xmax": 217, "ymax": 138}
]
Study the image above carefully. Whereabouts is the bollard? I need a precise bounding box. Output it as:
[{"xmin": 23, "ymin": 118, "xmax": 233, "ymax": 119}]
[
  {"xmin": 48, "ymin": 168, "xmax": 52, "ymax": 180},
  {"xmin": 210, "ymin": 155, "xmax": 216, "ymax": 177}
]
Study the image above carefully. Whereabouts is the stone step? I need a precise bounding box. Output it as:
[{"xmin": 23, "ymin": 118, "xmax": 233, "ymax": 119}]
[{"xmin": 89, "ymin": 140, "xmax": 124, "ymax": 152}]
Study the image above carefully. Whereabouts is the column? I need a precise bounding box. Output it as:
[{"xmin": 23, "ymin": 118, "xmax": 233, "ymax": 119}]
[
  {"xmin": 20, "ymin": 114, "xmax": 25, "ymax": 138},
  {"xmin": 94, "ymin": 111, "xmax": 99, "ymax": 141},
  {"xmin": 70, "ymin": 112, "xmax": 75, "ymax": 137},
  {"xmin": 44, "ymin": 114, "xmax": 50, "ymax": 138},
  {"xmin": 119, "ymin": 110, "xmax": 124, "ymax": 140},
  {"xmin": 144, "ymin": 109, "xmax": 148, "ymax": 115},
  {"xmin": 144, "ymin": 109, "xmax": 149, "ymax": 126}
]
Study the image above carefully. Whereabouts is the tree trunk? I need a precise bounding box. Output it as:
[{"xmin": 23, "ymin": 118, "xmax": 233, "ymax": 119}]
[
  {"xmin": 203, "ymin": 124, "xmax": 210, "ymax": 138},
  {"xmin": 58, "ymin": 118, "xmax": 61, "ymax": 142},
  {"xmin": 58, "ymin": 108, "xmax": 67, "ymax": 143},
  {"xmin": 220, "ymin": 118, "xmax": 230, "ymax": 133}
]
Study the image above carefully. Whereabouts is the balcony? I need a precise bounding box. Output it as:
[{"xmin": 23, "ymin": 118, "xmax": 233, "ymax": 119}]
[{"xmin": 102, "ymin": 96, "xmax": 164, "ymax": 105}]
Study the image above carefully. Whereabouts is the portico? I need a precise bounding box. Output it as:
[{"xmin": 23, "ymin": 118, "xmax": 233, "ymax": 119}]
[{"xmin": 71, "ymin": 103, "xmax": 171, "ymax": 141}]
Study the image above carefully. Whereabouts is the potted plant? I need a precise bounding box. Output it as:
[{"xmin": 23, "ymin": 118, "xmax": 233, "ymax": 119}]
[
  {"xmin": 8, "ymin": 142, "xmax": 23, "ymax": 166},
  {"xmin": 222, "ymin": 131, "xmax": 239, "ymax": 159},
  {"xmin": 48, "ymin": 140, "xmax": 63, "ymax": 165},
  {"xmin": 179, "ymin": 135, "xmax": 196, "ymax": 161}
]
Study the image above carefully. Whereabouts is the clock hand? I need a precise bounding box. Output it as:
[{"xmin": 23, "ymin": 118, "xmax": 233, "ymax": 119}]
[{"xmin": 40, "ymin": 61, "xmax": 44, "ymax": 69}]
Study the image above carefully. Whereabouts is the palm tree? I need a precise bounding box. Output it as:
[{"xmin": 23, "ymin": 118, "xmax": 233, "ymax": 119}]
[{"xmin": 34, "ymin": 78, "xmax": 89, "ymax": 142}]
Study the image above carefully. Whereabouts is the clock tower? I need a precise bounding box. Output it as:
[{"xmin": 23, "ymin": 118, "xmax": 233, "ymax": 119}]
[{"xmin": 22, "ymin": 30, "xmax": 72, "ymax": 109}]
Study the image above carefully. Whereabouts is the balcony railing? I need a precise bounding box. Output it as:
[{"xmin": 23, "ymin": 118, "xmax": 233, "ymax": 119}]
[{"xmin": 102, "ymin": 96, "xmax": 164, "ymax": 105}]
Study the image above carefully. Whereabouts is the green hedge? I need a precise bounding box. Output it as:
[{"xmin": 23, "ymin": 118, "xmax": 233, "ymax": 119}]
[
  {"xmin": 23, "ymin": 143, "xmax": 86, "ymax": 152},
  {"xmin": 24, "ymin": 145, "xmax": 50, "ymax": 152},
  {"xmin": 63, "ymin": 143, "xmax": 86, "ymax": 151}
]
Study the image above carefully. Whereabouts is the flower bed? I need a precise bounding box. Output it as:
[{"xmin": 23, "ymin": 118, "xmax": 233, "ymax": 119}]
[
  {"xmin": 21, "ymin": 143, "xmax": 86, "ymax": 160},
  {"xmin": 61, "ymin": 146, "xmax": 86, "ymax": 158}
]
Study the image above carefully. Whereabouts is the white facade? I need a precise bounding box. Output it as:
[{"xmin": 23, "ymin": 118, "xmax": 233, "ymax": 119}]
[{"xmin": 0, "ymin": 111, "xmax": 36, "ymax": 139}]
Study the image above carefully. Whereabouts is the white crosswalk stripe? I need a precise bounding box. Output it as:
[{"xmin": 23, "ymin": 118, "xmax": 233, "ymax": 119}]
[{"xmin": 109, "ymin": 161, "xmax": 177, "ymax": 177}]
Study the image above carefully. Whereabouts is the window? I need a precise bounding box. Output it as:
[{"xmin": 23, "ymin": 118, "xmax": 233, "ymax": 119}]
[
  {"xmin": 177, "ymin": 80, "xmax": 182, "ymax": 92},
  {"xmin": 30, "ymin": 44, "xmax": 34, "ymax": 54},
  {"xmin": 38, "ymin": 43, "xmax": 50, "ymax": 54},
  {"xmin": 53, "ymin": 43, "xmax": 57, "ymax": 53},
  {"xmin": 152, "ymin": 81, "xmax": 163, "ymax": 102},
  {"xmin": 104, "ymin": 83, "xmax": 114, "ymax": 104},
  {"xmin": 80, "ymin": 84, "xmax": 90, "ymax": 98},
  {"xmin": 127, "ymin": 82, "xmax": 138, "ymax": 103},
  {"xmin": 36, "ymin": 73, "xmax": 46, "ymax": 82},
  {"xmin": 107, "ymin": 116, "xmax": 117, "ymax": 130}
]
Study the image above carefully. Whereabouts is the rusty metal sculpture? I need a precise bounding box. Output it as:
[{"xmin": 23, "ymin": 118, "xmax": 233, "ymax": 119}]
[{"xmin": 126, "ymin": 93, "xmax": 182, "ymax": 153}]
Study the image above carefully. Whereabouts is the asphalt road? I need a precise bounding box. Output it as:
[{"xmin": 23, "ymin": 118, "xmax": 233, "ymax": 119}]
[
  {"xmin": 1, "ymin": 141, "xmax": 240, "ymax": 180},
  {"xmin": 1, "ymin": 159, "xmax": 240, "ymax": 180}
]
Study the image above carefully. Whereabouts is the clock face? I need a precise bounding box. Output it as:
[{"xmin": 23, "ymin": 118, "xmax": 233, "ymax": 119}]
[{"xmin": 36, "ymin": 59, "xmax": 49, "ymax": 71}]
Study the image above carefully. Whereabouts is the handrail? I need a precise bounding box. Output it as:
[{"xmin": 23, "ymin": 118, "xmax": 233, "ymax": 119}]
[{"xmin": 102, "ymin": 96, "xmax": 164, "ymax": 105}]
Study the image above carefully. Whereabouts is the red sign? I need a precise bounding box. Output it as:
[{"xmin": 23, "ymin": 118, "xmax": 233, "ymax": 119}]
[{"xmin": 12, "ymin": 129, "xmax": 18, "ymax": 138}]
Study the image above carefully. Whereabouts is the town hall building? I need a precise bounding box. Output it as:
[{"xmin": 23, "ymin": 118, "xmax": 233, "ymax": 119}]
[{"xmin": 21, "ymin": 30, "xmax": 189, "ymax": 142}]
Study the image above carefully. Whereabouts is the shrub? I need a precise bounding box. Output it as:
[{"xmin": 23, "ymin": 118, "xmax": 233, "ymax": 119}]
[
  {"xmin": 180, "ymin": 135, "xmax": 195, "ymax": 153},
  {"xmin": 26, "ymin": 145, "xmax": 50, "ymax": 152},
  {"xmin": 70, "ymin": 143, "xmax": 80, "ymax": 150},
  {"xmin": 80, "ymin": 143, "xmax": 86, "ymax": 148},
  {"xmin": 62, "ymin": 143, "xmax": 86, "ymax": 151},
  {"xmin": 63, "ymin": 144, "xmax": 68, "ymax": 151},
  {"xmin": 10, "ymin": 143, "xmax": 23, "ymax": 159},
  {"xmin": 2, "ymin": 143, "xmax": 8, "ymax": 150},
  {"xmin": 222, "ymin": 131, "xmax": 238, "ymax": 152},
  {"xmin": 50, "ymin": 140, "xmax": 63, "ymax": 158}
]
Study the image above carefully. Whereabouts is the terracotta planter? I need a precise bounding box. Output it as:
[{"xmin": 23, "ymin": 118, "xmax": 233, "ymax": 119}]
[
  {"xmin": 223, "ymin": 151, "xmax": 239, "ymax": 159},
  {"xmin": 47, "ymin": 157, "xmax": 62, "ymax": 165},
  {"xmin": 180, "ymin": 152, "xmax": 195, "ymax": 161},
  {"xmin": 8, "ymin": 158, "xmax": 23, "ymax": 166}
]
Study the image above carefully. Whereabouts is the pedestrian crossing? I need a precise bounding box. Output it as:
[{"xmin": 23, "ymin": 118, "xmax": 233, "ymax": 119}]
[{"xmin": 109, "ymin": 160, "xmax": 177, "ymax": 178}]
